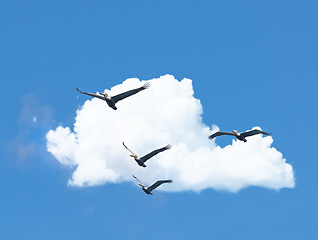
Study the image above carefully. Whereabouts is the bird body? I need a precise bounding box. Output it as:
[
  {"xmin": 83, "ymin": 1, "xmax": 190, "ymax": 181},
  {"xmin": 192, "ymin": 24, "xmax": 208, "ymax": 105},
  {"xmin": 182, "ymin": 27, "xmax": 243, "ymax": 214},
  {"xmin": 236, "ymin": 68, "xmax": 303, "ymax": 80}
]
[
  {"xmin": 76, "ymin": 82, "xmax": 150, "ymax": 110},
  {"xmin": 142, "ymin": 187, "xmax": 153, "ymax": 195},
  {"xmin": 104, "ymin": 96, "xmax": 117, "ymax": 110},
  {"xmin": 232, "ymin": 130, "xmax": 247, "ymax": 142},
  {"xmin": 135, "ymin": 159, "xmax": 147, "ymax": 168},
  {"xmin": 123, "ymin": 142, "xmax": 171, "ymax": 167},
  {"xmin": 133, "ymin": 175, "xmax": 172, "ymax": 195},
  {"xmin": 209, "ymin": 129, "xmax": 271, "ymax": 142}
]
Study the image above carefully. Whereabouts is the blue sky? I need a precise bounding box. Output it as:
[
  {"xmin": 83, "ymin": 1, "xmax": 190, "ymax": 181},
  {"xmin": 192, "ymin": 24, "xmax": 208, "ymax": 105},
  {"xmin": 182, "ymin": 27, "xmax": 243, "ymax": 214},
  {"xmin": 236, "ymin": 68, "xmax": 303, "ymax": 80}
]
[{"xmin": 1, "ymin": 1, "xmax": 317, "ymax": 239}]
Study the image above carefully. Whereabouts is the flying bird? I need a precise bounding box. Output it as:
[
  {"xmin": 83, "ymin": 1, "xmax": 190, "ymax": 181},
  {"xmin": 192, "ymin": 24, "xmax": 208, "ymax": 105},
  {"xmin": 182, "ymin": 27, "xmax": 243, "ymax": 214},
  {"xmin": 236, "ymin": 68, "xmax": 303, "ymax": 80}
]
[
  {"xmin": 122, "ymin": 142, "xmax": 171, "ymax": 167},
  {"xmin": 76, "ymin": 82, "xmax": 150, "ymax": 110},
  {"xmin": 209, "ymin": 129, "xmax": 271, "ymax": 142},
  {"xmin": 132, "ymin": 175, "xmax": 173, "ymax": 195}
]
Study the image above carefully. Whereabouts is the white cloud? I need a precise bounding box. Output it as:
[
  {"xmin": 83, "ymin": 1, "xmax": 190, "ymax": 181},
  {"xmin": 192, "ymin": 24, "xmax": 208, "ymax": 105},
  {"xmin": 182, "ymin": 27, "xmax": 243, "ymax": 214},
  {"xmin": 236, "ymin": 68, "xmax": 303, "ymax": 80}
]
[{"xmin": 46, "ymin": 75, "xmax": 294, "ymax": 192}]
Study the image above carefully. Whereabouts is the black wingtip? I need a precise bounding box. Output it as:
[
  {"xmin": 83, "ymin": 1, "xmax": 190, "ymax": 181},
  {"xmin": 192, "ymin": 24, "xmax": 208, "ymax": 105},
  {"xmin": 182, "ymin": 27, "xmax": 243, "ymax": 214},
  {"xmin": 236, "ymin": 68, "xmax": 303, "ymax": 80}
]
[
  {"xmin": 165, "ymin": 144, "xmax": 172, "ymax": 149},
  {"xmin": 262, "ymin": 131, "xmax": 272, "ymax": 136},
  {"xmin": 142, "ymin": 82, "xmax": 150, "ymax": 89}
]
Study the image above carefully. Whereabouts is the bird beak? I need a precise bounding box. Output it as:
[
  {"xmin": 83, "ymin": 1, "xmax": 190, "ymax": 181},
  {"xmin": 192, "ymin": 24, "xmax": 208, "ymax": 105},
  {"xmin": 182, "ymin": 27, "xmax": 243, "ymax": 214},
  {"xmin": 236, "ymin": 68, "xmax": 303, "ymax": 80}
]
[
  {"xmin": 99, "ymin": 92, "xmax": 107, "ymax": 97},
  {"xmin": 130, "ymin": 155, "xmax": 135, "ymax": 158}
]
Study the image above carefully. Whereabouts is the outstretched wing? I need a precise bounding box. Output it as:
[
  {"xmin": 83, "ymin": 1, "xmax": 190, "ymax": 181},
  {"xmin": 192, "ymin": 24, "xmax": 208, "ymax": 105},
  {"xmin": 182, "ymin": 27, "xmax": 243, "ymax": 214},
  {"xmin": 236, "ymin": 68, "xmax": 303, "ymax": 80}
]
[
  {"xmin": 148, "ymin": 180, "xmax": 173, "ymax": 192},
  {"xmin": 76, "ymin": 87, "xmax": 105, "ymax": 101},
  {"xmin": 208, "ymin": 131, "xmax": 236, "ymax": 140},
  {"xmin": 111, "ymin": 82, "xmax": 150, "ymax": 103},
  {"xmin": 241, "ymin": 129, "xmax": 271, "ymax": 138},
  {"xmin": 140, "ymin": 144, "xmax": 171, "ymax": 163},
  {"xmin": 132, "ymin": 175, "xmax": 145, "ymax": 187},
  {"xmin": 122, "ymin": 142, "xmax": 138, "ymax": 157}
]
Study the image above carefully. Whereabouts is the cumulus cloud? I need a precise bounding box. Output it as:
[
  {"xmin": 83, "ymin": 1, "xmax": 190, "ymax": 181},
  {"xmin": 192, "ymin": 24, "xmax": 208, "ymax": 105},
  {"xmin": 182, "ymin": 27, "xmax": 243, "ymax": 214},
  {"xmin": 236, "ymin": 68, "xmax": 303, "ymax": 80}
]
[{"xmin": 46, "ymin": 75, "xmax": 294, "ymax": 192}]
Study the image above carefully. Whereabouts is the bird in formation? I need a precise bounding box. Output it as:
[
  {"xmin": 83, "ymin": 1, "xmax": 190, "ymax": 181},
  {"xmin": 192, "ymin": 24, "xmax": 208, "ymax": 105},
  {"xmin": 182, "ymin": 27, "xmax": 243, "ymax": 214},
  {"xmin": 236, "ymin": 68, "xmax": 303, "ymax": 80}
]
[
  {"xmin": 123, "ymin": 142, "xmax": 171, "ymax": 167},
  {"xmin": 209, "ymin": 129, "xmax": 271, "ymax": 142},
  {"xmin": 75, "ymin": 81, "xmax": 274, "ymax": 195},
  {"xmin": 76, "ymin": 82, "xmax": 150, "ymax": 110},
  {"xmin": 132, "ymin": 175, "xmax": 172, "ymax": 195}
]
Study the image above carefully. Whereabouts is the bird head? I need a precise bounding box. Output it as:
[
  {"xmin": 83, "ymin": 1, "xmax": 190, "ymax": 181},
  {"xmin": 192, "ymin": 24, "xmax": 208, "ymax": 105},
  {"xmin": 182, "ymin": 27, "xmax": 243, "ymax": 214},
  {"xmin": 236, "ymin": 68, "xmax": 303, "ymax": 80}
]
[
  {"xmin": 99, "ymin": 92, "xmax": 109, "ymax": 99},
  {"xmin": 231, "ymin": 130, "xmax": 238, "ymax": 135}
]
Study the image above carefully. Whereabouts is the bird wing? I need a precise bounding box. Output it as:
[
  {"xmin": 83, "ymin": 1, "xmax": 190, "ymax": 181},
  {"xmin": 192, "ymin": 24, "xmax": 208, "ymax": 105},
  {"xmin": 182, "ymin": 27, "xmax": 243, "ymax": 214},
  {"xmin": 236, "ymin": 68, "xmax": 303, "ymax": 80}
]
[
  {"xmin": 122, "ymin": 142, "xmax": 138, "ymax": 157},
  {"xmin": 132, "ymin": 175, "xmax": 145, "ymax": 187},
  {"xmin": 241, "ymin": 129, "xmax": 271, "ymax": 138},
  {"xmin": 76, "ymin": 87, "xmax": 105, "ymax": 101},
  {"xmin": 140, "ymin": 144, "xmax": 171, "ymax": 163},
  {"xmin": 148, "ymin": 180, "xmax": 173, "ymax": 192},
  {"xmin": 208, "ymin": 131, "xmax": 236, "ymax": 140},
  {"xmin": 111, "ymin": 82, "xmax": 150, "ymax": 103}
]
